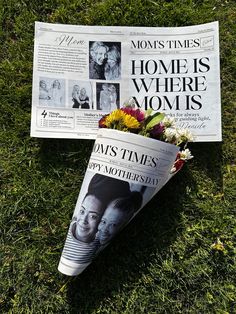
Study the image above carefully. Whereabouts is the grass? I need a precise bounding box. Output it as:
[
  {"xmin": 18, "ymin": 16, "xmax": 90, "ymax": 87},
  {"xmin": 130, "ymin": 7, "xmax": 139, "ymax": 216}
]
[{"xmin": 0, "ymin": 0, "xmax": 236, "ymax": 313}]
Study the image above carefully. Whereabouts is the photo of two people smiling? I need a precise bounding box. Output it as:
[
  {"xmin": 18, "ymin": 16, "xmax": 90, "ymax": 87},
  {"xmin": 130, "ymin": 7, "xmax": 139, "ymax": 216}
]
[{"xmin": 62, "ymin": 173, "xmax": 148, "ymax": 264}]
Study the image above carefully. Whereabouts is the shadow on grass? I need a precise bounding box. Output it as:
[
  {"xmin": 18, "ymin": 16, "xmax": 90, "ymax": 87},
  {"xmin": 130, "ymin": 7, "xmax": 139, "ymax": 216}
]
[
  {"xmin": 65, "ymin": 167, "xmax": 197, "ymax": 314},
  {"xmin": 38, "ymin": 138, "xmax": 94, "ymax": 174},
  {"xmin": 190, "ymin": 142, "xmax": 223, "ymax": 189}
]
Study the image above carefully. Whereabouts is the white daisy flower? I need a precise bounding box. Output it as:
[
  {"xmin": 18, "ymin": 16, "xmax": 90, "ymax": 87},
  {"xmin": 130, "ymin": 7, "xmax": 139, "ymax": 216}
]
[
  {"xmin": 177, "ymin": 128, "xmax": 194, "ymax": 143},
  {"xmin": 164, "ymin": 127, "xmax": 178, "ymax": 143},
  {"xmin": 162, "ymin": 116, "xmax": 175, "ymax": 128},
  {"xmin": 179, "ymin": 148, "xmax": 194, "ymax": 160}
]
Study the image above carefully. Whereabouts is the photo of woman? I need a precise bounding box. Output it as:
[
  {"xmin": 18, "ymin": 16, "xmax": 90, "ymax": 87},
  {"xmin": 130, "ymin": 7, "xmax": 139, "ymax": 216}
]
[
  {"xmin": 38, "ymin": 77, "xmax": 65, "ymax": 107},
  {"xmin": 89, "ymin": 41, "xmax": 109, "ymax": 80},
  {"xmin": 72, "ymin": 84, "xmax": 80, "ymax": 108},
  {"xmin": 109, "ymin": 84, "xmax": 118, "ymax": 111},
  {"xmin": 97, "ymin": 191, "xmax": 143, "ymax": 246},
  {"xmin": 104, "ymin": 45, "xmax": 121, "ymax": 80},
  {"xmin": 79, "ymin": 88, "xmax": 90, "ymax": 109},
  {"xmin": 49, "ymin": 79, "xmax": 64, "ymax": 107},
  {"xmin": 96, "ymin": 82, "xmax": 120, "ymax": 111},
  {"xmin": 72, "ymin": 193, "xmax": 104, "ymax": 243},
  {"xmin": 61, "ymin": 173, "xmax": 132, "ymax": 263},
  {"xmin": 99, "ymin": 83, "xmax": 112, "ymax": 111},
  {"xmin": 39, "ymin": 80, "xmax": 50, "ymax": 106},
  {"xmin": 69, "ymin": 80, "xmax": 93, "ymax": 109},
  {"xmin": 89, "ymin": 41, "xmax": 121, "ymax": 80},
  {"xmin": 59, "ymin": 166, "xmax": 156, "ymax": 271}
]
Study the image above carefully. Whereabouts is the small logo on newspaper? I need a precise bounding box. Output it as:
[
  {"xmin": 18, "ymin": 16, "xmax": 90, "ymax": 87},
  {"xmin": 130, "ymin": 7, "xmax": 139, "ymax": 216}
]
[{"xmin": 41, "ymin": 110, "xmax": 47, "ymax": 118}]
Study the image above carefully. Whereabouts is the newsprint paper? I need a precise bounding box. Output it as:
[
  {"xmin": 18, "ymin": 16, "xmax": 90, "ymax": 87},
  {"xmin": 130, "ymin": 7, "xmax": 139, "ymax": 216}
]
[
  {"xmin": 58, "ymin": 128, "xmax": 179, "ymax": 276},
  {"xmin": 31, "ymin": 21, "xmax": 221, "ymax": 142}
]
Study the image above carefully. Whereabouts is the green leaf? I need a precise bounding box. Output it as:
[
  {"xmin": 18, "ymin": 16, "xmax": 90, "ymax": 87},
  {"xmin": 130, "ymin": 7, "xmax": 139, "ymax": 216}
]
[
  {"xmin": 145, "ymin": 108, "xmax": 153, "ymax": 117},
  {"xmin": 146, "ymin": 112, "xmax": 165, "ymax": 129}
]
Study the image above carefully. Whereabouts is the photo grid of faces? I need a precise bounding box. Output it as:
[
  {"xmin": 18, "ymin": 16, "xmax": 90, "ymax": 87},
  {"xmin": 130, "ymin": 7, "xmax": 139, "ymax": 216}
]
[
  {"xmin": 38, "ymin": 41, "xmax": 122, "ymax": 111},
  {"xmin": 89, "ymin": 41, "xmax": 121, "ymax": 111},
  {"xmin": 38, "ymin": 77, "xmax": 94, "ymax": 110}
]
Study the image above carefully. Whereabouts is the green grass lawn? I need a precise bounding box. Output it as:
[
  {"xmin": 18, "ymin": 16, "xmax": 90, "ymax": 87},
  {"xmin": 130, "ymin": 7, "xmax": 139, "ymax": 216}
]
[{"xmin": 0, "ymin": 0, "xmax": 235, "ymax": 313}]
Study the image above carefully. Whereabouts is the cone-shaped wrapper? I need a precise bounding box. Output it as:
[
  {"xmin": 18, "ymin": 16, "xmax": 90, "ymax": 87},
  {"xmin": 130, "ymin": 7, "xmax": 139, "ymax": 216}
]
[{"xmin": 58, "ymin": 129, "xmax": 179, "ymax": 276}]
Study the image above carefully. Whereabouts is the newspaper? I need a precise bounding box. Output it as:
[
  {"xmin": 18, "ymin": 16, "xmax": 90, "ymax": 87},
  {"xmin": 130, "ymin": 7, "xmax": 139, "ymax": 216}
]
[
  {"xmin": 58, "ymin": 128, "xmax": 179, "ymax": 276},
  {"xmin": 31, "ymin": 21, "xmax": 221, "ymax": 142}
]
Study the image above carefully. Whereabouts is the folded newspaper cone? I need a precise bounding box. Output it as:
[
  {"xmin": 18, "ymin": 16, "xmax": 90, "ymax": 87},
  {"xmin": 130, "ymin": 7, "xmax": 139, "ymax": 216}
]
[{"xmin": 58, "ymin": 128, "xmax": 180, "ymax": 276}]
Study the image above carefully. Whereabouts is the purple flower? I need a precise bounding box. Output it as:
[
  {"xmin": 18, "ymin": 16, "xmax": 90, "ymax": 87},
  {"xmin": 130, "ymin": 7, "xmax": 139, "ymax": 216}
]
[
  {"xmin": 150, "ymin": 123, "xmax": 165, "ymax": 138},
  {"xmin": 121, "ymin": 107, "xmax": 145, "ymax": 122}
]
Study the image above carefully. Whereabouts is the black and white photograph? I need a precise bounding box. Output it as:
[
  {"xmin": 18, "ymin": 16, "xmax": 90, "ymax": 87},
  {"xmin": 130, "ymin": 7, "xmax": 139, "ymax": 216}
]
[
  {"xmin": 96, "ymin": 82, "xmax": 120, "ymax": 111},
  {"xmin": 61, "ymin": 172, "xmax": 154, "ymax": 264},
  {"xmin": 89, "ymin": 41, "xmax": 121, "ymax": 80},
  {"xmin": 68, "ymin": 80, "xmax": 93, "ymax": 109},
  {"xmin": 38, "ymin": 77, "xmax": 65, "ymax": 107}
]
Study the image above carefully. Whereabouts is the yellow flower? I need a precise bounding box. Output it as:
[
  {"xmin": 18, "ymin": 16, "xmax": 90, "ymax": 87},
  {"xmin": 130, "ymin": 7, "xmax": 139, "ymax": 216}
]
[
  {"xmin": 123, "ymin": 114, "xmax": 140, "ymax": 129},
  {"xmin": 104, "ymin": 109, "xmax": 126, "ymax": 128},
  {"xmin": 104, "ymin": 109, "xmax": 140, "ymax": 130},
  {"xmin": 211, "ymin": 238, "xmax": 225, "ymax": 251}
]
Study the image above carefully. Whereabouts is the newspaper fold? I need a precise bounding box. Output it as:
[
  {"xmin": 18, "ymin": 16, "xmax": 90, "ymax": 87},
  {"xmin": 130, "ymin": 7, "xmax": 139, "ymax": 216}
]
[{"xmin": 58, "ymin": 129, "xmax": 179, "ymax": 276}]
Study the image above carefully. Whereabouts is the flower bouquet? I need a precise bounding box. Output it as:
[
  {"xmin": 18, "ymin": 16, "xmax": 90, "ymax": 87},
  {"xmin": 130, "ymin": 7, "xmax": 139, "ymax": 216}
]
[{"xmin": 58, "ymin": 103, "xmax": 193, "ymax": 276}]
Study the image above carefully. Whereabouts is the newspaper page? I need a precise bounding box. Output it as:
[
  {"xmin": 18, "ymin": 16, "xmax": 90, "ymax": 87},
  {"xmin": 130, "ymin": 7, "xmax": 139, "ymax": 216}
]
[
  {"xmin": 58, "ymin": 128, "xmax": 179, "ymax": 276},
  {"xmin": 31, "ymin": 21, "xmax": 221, "ymax": 142}
]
